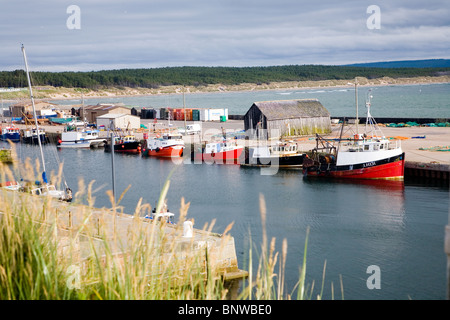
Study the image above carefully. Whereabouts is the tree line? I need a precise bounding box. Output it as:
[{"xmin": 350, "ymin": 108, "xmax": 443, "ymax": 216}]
[{"xmin": 1, "ymin": 65, "xmax": 449, "ymax": 89}]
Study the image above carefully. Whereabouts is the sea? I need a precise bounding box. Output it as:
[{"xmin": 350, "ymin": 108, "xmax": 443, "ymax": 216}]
[
  {"xmin": 51, "ymin": 82, "xmax": 450, "ymax": 118},
  {"xmin": 2, "ymin": 82, "xmax": 450, "ymax": 300}
]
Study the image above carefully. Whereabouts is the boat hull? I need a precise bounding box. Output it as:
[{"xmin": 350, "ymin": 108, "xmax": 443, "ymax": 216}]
[
  {"xmin": 22, "ymin": 135, "xmax": 50, "ymax": 144},
  {"xmin": 303, "ymin": 152, "xmax": 405, "ymax": 180},
  {"xmin": 105, "ymin": 141, "xmax": 141, "ymax": 154},
  {"xmin": 57, "ymin": 139, "xmax": 105, "ymax": 148},
  {"xmin": 142, "ymin": 145, "xmax": 184, "ymax": 158},
  {"xmin": 1, "ymin": 133, "xmax": 20, "ymax": 142},
  {"xmin": 241, "ymin": 154, "xmax": 304, "ymax": 167},
  {"xmin": 193, "ymin": 147, "xmax": 243, "ymax": 163}
]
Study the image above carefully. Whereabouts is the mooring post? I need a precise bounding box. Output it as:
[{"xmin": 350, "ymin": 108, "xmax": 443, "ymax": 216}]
[{"xmin": 446, "ymin": 186, "xmax": 450, "ymax": 299}]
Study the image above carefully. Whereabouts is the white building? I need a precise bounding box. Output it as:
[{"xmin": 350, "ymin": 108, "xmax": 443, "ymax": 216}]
[{"xmin": 96, "ymin": 114, "xmax": 140, "ymax": 130}]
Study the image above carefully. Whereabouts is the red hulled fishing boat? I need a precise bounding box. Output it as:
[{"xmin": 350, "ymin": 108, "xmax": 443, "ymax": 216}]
[{"xmin": 303, "ymin": 90, "xmax": 405, "ymax": 180}]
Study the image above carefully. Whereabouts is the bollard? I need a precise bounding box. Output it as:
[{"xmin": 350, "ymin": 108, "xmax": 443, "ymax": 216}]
[
  {"xmin": 446, "ymin": 224, "xmax": 450, "ymax": 300},
  {"xmin": 183, "ymin": 221, "xmax": 193, "ymax": 238}
]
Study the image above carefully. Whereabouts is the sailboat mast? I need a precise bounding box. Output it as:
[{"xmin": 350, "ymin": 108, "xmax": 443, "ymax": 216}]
[
  {"xmin": 21, "ymin": 44, "xmax": 47, "ymax": 183},
  {"xmin": 183, "ymin": 88, "xmax": 186, "ymax": 134},
  {"xmin": 355, "ymin": 78, "xmax": 359, "ymax": 135}
]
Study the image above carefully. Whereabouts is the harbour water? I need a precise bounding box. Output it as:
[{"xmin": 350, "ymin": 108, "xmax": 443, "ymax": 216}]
[
  {"xmin": 3, "ymin": 83, "xmax": 450, "ymax": 299},
  {"xmin": 4, "ymin": 141, "xmax": 448, "ymax": 300}
]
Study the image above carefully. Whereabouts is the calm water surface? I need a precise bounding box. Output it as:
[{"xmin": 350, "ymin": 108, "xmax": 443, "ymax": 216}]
[
  {"xmin": 53, "ymin": 82, "xmax": 450, "ymax": 118},
  {"xmin": 6, "ymin": 141, "xmax": 449, "ymax": 300}
]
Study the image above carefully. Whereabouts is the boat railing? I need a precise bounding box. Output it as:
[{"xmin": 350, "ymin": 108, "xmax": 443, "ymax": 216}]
[{"xmin": 387, "ymin": 139, "xmax": 401, "ymax": 150}]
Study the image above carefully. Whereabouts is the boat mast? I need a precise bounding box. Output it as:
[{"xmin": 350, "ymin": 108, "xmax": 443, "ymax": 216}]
[
  {"xmin": 355, "ymin": 78, "xmax": 359, "ymax": 135},
  {"xmin": 21, "ymin": 44, "xmax": 48, "ymax": 183},
  {"xmin": 183, "ymin": 87, "xmax": 187, "ymax": 134},
  {"xmin": 365, "ymin": 89, "xmax": 373, "ymax": 135}
]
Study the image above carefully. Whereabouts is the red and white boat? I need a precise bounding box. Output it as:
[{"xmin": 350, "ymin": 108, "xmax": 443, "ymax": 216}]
[
  {"xmin": 303, "ymin": 91, "xmax": 405, "ymax": 180},
  {"xmin": 142, "ymin": 132, "xmax": 184, "ymax": 158},
  {"xmin": 193, "ymin": 140, "xmax": 243, "ymax": 164}
]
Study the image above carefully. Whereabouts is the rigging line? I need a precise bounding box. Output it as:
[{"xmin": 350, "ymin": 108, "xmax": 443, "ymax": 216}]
[{"xmin": 48, "ymin": 134, "xmax": 68, "ymax": 188}]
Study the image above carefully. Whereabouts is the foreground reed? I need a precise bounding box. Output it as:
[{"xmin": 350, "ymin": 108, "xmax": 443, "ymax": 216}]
[{"xmin": 0, "ymin": 154, "xmax": 334, "ymax": 300}]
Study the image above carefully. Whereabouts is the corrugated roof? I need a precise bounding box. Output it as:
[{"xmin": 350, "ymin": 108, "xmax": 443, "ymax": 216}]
[
  {"xmin": 96, "ymin": 113, "xmax": 138, "ymax": 119},
  {"xmin": 252, "ymin": 99, "xmax": 329, "ymax": 120},
  {"xmin": 84, "ymin": 104, "xmax": 127, "ymax": 111}
]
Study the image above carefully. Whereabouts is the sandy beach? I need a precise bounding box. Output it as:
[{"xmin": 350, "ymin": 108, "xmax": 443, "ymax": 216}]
[{"xmin": 1, "ymin": 75, "xmax": 449, "ymax": 102}]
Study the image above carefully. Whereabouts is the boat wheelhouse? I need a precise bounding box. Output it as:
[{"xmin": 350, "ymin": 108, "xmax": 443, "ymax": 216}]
[
  {"xmin": 57, "ymin": 129, "xmax": 106, "ymax": 148},
  {"xmin": 193, "ymin": 140, "xmax": 243, "ymax": 163},
  {"xmin": 105, "ymin": 134, "xmax": 142, "ymax": 153},
  {"xmin": 22, "ymin": 128, "xmax": 49, "ymax": 144},
  {"xmin": 142, "ymin": 132, "xmax": 184, "ymax": 158},
  {"xmin": 1, "ymin": 126, "xmax": 21, "ymax": 142},
  {"xmin": 242, "ymin": 141, "xmax": 304, "ymax": 167}
]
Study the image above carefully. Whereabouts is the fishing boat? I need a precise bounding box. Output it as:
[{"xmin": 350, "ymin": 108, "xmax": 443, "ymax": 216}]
[
  {"xmin": 144, "ymin": 199, "xmax": 175, "ymax": 224},
  {"xmin": 142, "ymin": 132, "xmax": 184, "ymax": 158},
  {"xmin": 192, "ymin": 139, "xmax": 243, "ymax": 163},
  {"xmin": 241, "ymin": 140, "xmax": 304, "ymax": 168},
  {"xmin": 21, "ymin": 127, "xmax": 49, "ymax": 144},
  {"xmin": 21, "ymin": 45, "xmax": 72, "ymax": 202},
  {"xmin": 302, "ymin": 90, "xmax": 405, "ymax": 180},
  {"xmin": 104, "ymin": 134, "xmax": 142, "ymax": 154},
  {"xmin": 0, "ymin": 125, "xmax": 21, "ymax": 142},
  {"xmin": 0, "ymin": 180, "xmax": 21, "ymax": 191},
  {"xmin": 145, "ymin": 211, "xmax": 175, "ymax": 224},
  {"xmin": 57, "ymin": 128, "xmax": 106, "ymax": 148}
]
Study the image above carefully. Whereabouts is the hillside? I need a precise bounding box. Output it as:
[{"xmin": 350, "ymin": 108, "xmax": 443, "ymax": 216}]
[{"xmin": 345, "ymin": 59, "xmax": 450, "ymax": 69}]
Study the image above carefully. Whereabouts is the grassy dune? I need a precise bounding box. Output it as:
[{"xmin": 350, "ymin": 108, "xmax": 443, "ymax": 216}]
[{"xmin": 1, "ymin": 75, "xmax": 449, "ymax": 102}]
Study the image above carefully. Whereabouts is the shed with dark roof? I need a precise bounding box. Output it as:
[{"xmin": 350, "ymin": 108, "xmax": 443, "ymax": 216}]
[
  {"xmin": 244, "ymin": 99, "xmax": 331, "ymax": 140},
  {"xmin": 83, "ymin": 103, "xmax": 131, "ymax": 123}
]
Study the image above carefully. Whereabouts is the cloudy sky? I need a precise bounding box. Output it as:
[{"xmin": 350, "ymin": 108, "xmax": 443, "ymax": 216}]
[{"xmin": 1, "ymin": 0, "xmax": 449, "ymax": 71}]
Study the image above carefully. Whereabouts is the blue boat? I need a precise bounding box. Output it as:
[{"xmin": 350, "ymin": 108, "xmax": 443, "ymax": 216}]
[{"xmin": 0, "ymin": 126, "xmax": 21, "ymax": 142}]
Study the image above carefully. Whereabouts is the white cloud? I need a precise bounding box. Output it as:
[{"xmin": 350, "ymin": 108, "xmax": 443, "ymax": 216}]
[{"xmin": 1, "ymin": 0, "xmax": 449, "ymax": 71}]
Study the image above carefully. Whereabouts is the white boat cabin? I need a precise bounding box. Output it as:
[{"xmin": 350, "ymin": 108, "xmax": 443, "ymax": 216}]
[
  {"xmin": 337, "ymin": 134, "xmax": 402, "ymax": 166},
  {"xmin": 114, "ymin": 135, "xmax": 137, "ymax": 144},
  {"xmin": 250, "ymin": 142, "xmax": 300, "ymax": 158},
  {"xmin": 341, "ymin": 134, "xmax": 400, "ymax": 153},
  {"xmin": 146, "ymin": 133, "xmax": 184, "ymax": 149},
  {"xmin": 23, "ymin": 128, "xmax": 45, "ymax": 138},
  {"xmin": 30, "ymin": 184, "xmax": 65, "ymax": 199},
  {"xmin": 205, "ymin": 140, "xmax": 240, "ymax": 154},
  {"xmin": 62, "ymin": 129, "xmax": 100, "ymax": 141}
]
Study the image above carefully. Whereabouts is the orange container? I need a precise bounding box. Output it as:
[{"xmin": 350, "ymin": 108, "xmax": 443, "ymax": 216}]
[{"xmin": 186, "ymin": 109, "xmax": 192, "ymax": 121}]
